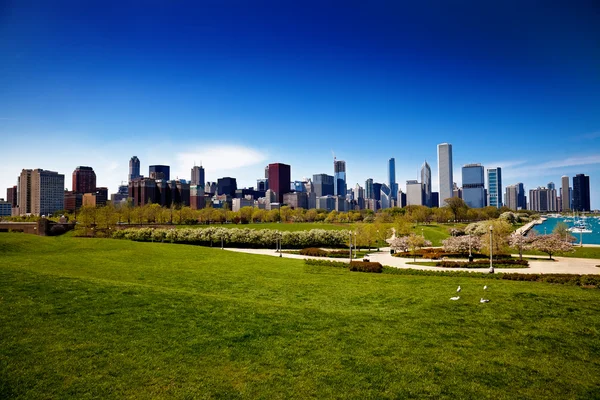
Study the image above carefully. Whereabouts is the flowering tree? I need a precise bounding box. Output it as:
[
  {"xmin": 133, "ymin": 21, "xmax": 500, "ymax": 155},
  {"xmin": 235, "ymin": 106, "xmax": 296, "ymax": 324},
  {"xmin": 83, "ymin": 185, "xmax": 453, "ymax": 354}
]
[
  {"xmin": 407, "ymin": 233, "xmax": 432, "ymax": 261},
  {"xmin": 508, "ymin": 232, "xmax": 536, "ymax": 260},
  {"xmin": 442, "ymin": 235, "xmax": 481, "ymax": 255},
  {"xmin": 389, "ymin": 236, "xmax": 410, "ymax": 253},
  {"xmin": 530, "ymin": 233, "xmax": 574, "ymax": 260}
]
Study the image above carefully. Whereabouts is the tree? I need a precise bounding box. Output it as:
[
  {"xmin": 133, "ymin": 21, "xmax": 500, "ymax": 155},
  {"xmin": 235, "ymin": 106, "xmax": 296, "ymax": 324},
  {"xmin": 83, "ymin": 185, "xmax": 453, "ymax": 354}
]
[
  {"xmin": 442, "ymin": 235, "xmax": 481, "ymax": 255},
  {"xmin": 478, "ymin": 220, "xmax": 512, "ymax": 257},
  {"xmin": 509, "ymin": 232, "xmax": 536, "ymax": 260},
  {"xmin": 444, "ymin": 197, "xmax": 468, "ymax": 222},
  {"xmin": 553, "ymin": 222, "xmax": 577, "ymax": 243},
  {"xmin": 530, "ymin": 233, "xmax": 574, "ymax": 260},
  {"xmin": 389, "ymin": 235, "xmax": 410, "ymax": 253},
  {"xmin": 407, "ymin": 233, "xmax": 432, "ymax": 261}
]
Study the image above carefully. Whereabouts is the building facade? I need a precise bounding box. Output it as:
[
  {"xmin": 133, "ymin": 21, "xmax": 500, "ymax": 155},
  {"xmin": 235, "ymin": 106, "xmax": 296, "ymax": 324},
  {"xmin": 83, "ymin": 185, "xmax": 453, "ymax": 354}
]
[
  {"xmin": 462, "ymin": 164, "xmax": 485, "ymax": 208},
  {"xmin": 406, "ymin": 180, "xmax": 424, "ymax": 206},
  {"xmin": 149, "ymin": 165, "xmax": 170, "ymax": 180},
  {"xmin": 572, "ymin": 174, "xmax": 591, "ymax": 212},
  {"xmin": 191, "ymin": 165, "xmax": 205, "ymax": 187},
  {"xmin": 529, "ymin": 187, "xmax": 558, "ymax": 212},
  {"xmin": 268, "ymin": 163, "xmax": 291, "ymax": 204},
  {"xmin": 18, "ymin": 169, "xmax": 65, "ymax": 216},
  {"xmin": 217, "ymin": 177, "xmax": 237, "ymax": 197},
  {"xmin": 313, "ymin": 174, "xmax": 334, "ymax": 197},
  {"xmin": 334, "ymin": 159, "xmax": 347, "ymax": 197},
  {"xmin": 561, "ymin": 175, "xmax": 570, "ymax": 212},
  {"xmin": 365, "ymin": 178, "xmax": 374, "ymax": 199},
  {"xmin": 72, "ymin": 166, "xmax": 96, "ymax": 194},
  {"xmin": 388, "ymin": 158, "xmax": 397, "ymax": 200},
  {"xmin": 437, "ymin": 143, "xmax": 453, "ymax": 204},
  {"xmin": 129, "ymin": 156, "xmax": 141, "ymax": 182},
  {"xmin": 421, "ymin": 161, "xmax": 432, "ymax": 207},
  {"xmin": 487, "ymin": 167, "xmax": 502, "ymax": 208}
]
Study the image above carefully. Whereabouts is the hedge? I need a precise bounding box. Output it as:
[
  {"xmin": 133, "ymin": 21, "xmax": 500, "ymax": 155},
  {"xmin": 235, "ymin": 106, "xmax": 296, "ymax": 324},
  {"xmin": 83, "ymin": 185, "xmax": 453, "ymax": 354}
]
[
  {"xmin": 349, "ymin": 261, "xmax": 383, "ymax": 273},
  {"xmin": 437, "ymin": 259, "xmax": 529, "ymax": 268}
]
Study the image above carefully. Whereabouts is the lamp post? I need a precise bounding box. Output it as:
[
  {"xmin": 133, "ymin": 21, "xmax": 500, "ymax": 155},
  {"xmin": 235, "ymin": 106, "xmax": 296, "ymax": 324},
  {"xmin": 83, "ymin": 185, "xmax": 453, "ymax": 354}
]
[
  {"xmin": 468, "ymin": 233, "xmax": 473, "ymax": 262},
  {"xmin": 580, "ymin": 229, "xmax": 583, "ymax": 247},
  {"xmin": 376, "ymin": 229, "xmax": 380, "ymax": 251},
  {"xmin": 349, "ymin": 230, "xmax": 352, "ymax": 262},
  {"xmin": 221, "ymin": 235, "xmax": 224, "ymax": 249},
  {"xmin": 353, "ymin": 231, "xmax": 357, "ymax": 259},
  {"xmin": 279, "ymin": 232, "xmax": 283, "ymax": 257},
  {"xmin": 489, "ymin": 225, "xmax": 494, "ymax": 274}
]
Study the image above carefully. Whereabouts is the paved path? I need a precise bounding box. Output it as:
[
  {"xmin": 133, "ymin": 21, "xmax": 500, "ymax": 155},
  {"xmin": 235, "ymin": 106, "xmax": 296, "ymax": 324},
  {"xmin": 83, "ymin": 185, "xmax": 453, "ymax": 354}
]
[{"xmin": 224, "ymin": 247, "xmax": 600, "ymax": 275}]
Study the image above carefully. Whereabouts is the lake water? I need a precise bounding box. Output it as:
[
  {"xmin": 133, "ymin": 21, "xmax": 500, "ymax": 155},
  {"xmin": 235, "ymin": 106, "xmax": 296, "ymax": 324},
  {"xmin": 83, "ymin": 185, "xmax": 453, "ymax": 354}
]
[{"xmin": 531, "ymin": 216, "xmax": 600, "ymax": 245}]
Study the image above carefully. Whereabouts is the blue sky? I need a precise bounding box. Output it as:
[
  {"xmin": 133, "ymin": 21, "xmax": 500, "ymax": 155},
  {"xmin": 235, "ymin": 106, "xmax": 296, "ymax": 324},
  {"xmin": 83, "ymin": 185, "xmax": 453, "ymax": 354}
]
[{"xmin": 1, "ymin": 1, "xmax": 599, "ymax": 208}]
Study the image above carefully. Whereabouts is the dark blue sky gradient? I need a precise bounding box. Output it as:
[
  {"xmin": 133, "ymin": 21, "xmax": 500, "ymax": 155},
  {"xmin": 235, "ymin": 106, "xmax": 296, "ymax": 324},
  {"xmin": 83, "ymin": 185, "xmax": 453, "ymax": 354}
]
[{"xmin": 1, "ymin": 1, "xmax": 599, "ymax": 205}]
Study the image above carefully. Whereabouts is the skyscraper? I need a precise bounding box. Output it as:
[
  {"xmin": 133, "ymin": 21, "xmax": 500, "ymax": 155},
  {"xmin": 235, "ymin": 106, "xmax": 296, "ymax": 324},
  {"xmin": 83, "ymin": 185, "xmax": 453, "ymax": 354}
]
[
  {"xmin": 72, "ymin": 166, "xmax": 96, "ymax": 194},
  {"xmin": 437, "ymin": 143, "xmax": 453, "ymax": 204},
  {"xmin": 149, "ymin": 165, "xmax": 170, "ymax": 180},
  {"xmin": 487, "ymin": 167, "xmax": 502, "ymax": 208},
  {"xmin": 129, "ymin": 156, "xmax": 141, "ymax": 182},
  {"xmin": 388, "ymin": 158, "xmax": 397, "ymax": 200},
  {"xmin": 462, "ymin": 164, "xmax": 485, "ymax": 208},
  {"xmin": 505, "ymin": 185, "xmax": 518, "ymax": 211},
  {"xmin": 334, "ymin": 159, "xmax": 347, "ymax": 197},
  {"xmin": 528, "ymin": 187, "xmax": 558, "ymax": 212},
  {"xmin": 421, "ymin": 161, "xmax": 431, "ymax": 207},
  {"xmin": 406, "ymin": 180, "xmax": 424, "ymax": 206},
  {"xmin": 191, "ymin": 165, "xmax": 205, "ymax": 187},
  {"xmin": 313, "ymin": 174, "xmax": 334, "ymax": 197},
  {"xmin": 365, "ymin": 178, "xmax": 374, "ymax": 199},
  {"xmin": 18, "ymin": 169, "xmax": 64, "ymax": 216},
  {"xmin": 572, "ymin": 174, "xmax": 590, "ymax": 212},
  {"xmin": 561, "ymin": 175, "xmax": 570, "ymax": 212},
  {"xmin": 268, "ymin": 163, "xmax": 291, "ymax": 203}
]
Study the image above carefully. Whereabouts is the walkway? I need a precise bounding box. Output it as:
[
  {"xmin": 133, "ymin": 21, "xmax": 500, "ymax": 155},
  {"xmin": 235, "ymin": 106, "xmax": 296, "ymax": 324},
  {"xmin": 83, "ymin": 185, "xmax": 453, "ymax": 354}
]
[{"xmin": 224, "ymin": 247, "xmax": 600, "ymax": 275}]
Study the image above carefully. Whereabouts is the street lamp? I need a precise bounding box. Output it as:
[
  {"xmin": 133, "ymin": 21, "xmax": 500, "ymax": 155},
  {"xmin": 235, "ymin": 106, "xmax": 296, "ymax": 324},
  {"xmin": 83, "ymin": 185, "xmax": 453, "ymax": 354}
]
[
  {"xmin": 221, "ymin": 236, "xmax": 224, "ymax": 249},
  {"xmin": 489, "ymin": 225, "xmax": 494, "ymax": 274},
  {"xmin": 279, "ymin": 232, "xmax": 283, "ymax": 257},
  {"xmin": 468, "ymin": 233, "xmax": 473, "ymax": 262},
  {"xmin": 353, "ymin": 231, "xmax": 357, "ymax": 259},
  {"xmin": 349, "ymin": 230, "xmax": 353, "ymax": 262}
]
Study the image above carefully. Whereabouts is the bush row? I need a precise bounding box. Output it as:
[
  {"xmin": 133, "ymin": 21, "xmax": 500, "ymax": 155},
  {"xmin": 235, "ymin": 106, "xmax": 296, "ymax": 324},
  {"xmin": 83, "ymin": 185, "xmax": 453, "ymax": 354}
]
[
  {"xmin": 299, "ymin": 248, "xmax": 354, "ymax": 258},
  {"xmin": 112, "ymin": 227, "xmax": 349, "ymax": 249},
  {"xmin": 437, "ymin": 259, "xmax": 529, "ymax": 268},
  {"xmin": 349, "ymin": 261, "xmax": 383, "ymax": 273},
  {"xmin": 395, "ymin": 250, "xmax": 513, "ymax": 260},
  {"xmin": 304, "ymin": 259, "xmax": 348, "ymax": 268}
]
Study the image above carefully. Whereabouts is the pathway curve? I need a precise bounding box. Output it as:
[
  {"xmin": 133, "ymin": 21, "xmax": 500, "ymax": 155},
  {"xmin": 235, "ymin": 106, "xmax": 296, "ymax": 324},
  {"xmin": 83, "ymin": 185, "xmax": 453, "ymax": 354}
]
[{"xmin": 224, "ymin": 247, "xmax": 600, "ymax": 275}]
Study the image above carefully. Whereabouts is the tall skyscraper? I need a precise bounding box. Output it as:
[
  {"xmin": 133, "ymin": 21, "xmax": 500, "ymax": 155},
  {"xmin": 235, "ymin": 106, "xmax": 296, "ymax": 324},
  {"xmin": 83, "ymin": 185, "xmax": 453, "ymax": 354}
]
[
  {"xmin": 373, "ymin": 182, "xmax": 382, "ymax": 202},
  {"xmin": 529, "ymin": 187, "xmax": 558, "ymax": 212},
  {"xmin": 572, "ymin": 174, "xmax": 591, "ymax": 212},
  {"xmin": 129, "ymin": 156, "xmax": 141, "ymax": 182},
  {"xmin": 365, "ymin": 178, "xmax": 374, "ymax": 199},
  {"xmin": 462, "ymin": 164, "xmax": 485, "ymax": 208},
  {"xmin": 487, "ymin": 167, "xmax": 502, "ymax": 208},
  {"xmin": 7, "ymin": 185, "xmax": 17, "ymax": 208},
  {"xmin": 268, "ymin": 163, "xmax": 291, "ymax": 203},
  {"xmin": 380, "ymin": 184, "xmax": 391, "ymax": 209},
  {"xmin": 149, "ymin": 165, "xmax": 170, "ymax": 180},
  {"xmin": 505, "ymin": 185, "xmax": 518, "ymax": 211},
  {"xmin": 72, "ymin": 166, "xmax": 96, "ymax": 194},
  {"xmin": 561, "ymin": 175, "xmax": 570, "ymax": 212},
  {"xmin": 217, "ymin": 177, "xmax": 237, "ymax": 197},
  {"xmin": 406, "ymin": 180, "xmax": 424, "ymax": 206},
  {"xmin": 18, "ymin": 169, "xmax": 64, "ymax": 216},
  {"xmin": 421, "ymin": 161, "xmax": 431, "ymax": 207},
  {"xmin": 547, "ymin": 182, "xmax": 555, "ymax": 190},
  {"xmin": 437, "ymin": 143, "xmax": 453, "ymax": 205},
  {"xmin": 313, "ymin": 174, "xmax": 334, "ymax": 197},
  {"xmin": 191, "ymin": 165, "xmax": 205, "ymax": 187},
  {"xmin": 334, "ymin": 159, "xmax": 347, "ymax": 197},
  {"xmin": 388, "ymin": 158, "xmax": 397, "ymax": 200}
]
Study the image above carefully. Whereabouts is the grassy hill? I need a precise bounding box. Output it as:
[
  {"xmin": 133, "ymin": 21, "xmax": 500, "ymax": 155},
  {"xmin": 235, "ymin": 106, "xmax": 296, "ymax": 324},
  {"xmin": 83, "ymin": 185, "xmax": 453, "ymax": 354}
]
[{"xmin": 1, "ymin": 233, "xmax": 599, "ymax": 399}]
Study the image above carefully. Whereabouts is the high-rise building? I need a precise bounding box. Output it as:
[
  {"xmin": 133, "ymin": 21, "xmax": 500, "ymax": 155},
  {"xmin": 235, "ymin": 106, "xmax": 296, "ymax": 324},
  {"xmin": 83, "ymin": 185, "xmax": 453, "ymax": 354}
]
[
  {"xmin": 561, "ymin": 175, "xmax": 570, "ymax": 212},
  {"xmin": 380, "ymin": 184, "xmax": 391, "ymax": 209},
  {"xmin": 268, "ymin": 163, "xmax": 291, "ymax": 204},
  {"xmin": 462, "ymin": 164, "xmax": 485, "ymax": 208},
  {"xmin": 373, "ymin": 182, "xmax": 382, "ymax": 202},
  {"xmin": 217, "ymin": 177, "xmax": 238, "ymax": 197},
  {"xmin": 406, "ymin": 180, "xmax": 424, "ymax": 206},
  {"xmin": 129, "ymin": 156, "xmax": 141, "ymax": 182},
  {"xmin": 505, "ymin": 185, "xmax": 518, "ymax": 211},
  {"xmin": 572, "ymin": 174, "xmax": 591, "ymax": 212},
  {"xmin": 18, "ymin": 169, "xmax": 64, "ymax": 216},
  {"xmin": 547, "ymin": 182, "xmax": 555, "ymax": 190},
  {"xmin": 333, "ymin": 159, "xmax": 347, "ymax": 197},
  {"xmin": 6, "ymin": 185, "xmax": 17, "ymax": 207},
  {"xmin": 437, "ymin": 143, "xmax": 453, "ymax": 204},
  {"xmin": 257, "ymin": 179, "xmax": 269, "ymax": 192},
  {"xmin": 313, "ymin": 174, "xmax": 334, "ymax": 197},
  {"xmin": 365, "ymin": 178, "xmax": 374, "ymax": 199},
  {"xmin": 190, "ymin": 185, "xmax": 206, "ymax": 210},
  {"xmin": 284, "ymin": 192, "xmax": 308, "ymax": 210},
  {"xmin": 72, "ymin": 166, "xmax": 96, "ymax": 194},
  {"xmin": 191, "ymin": 165, "xmax": 205, "ymax": 187},
  {"xmin": 529, "ymin": 187, "xmax": 558, "ymax": 212},
  {"xmin": 149, "ymin": 165, "xmax": 170, "ymax": 180},
  {"xmin": 0, "ymin": 199, "xmax": 11, "ymax": 216},
  {"xmin": 421, "ymin": 161, "xmax": 432, "ymax": 207},
  {"xmin": 388, "ymin": 158, "xmax": 397, "ymax": 200},
  {"xmin": 487, "ymin": 167, "xmax": 502, "ymax": 208}
]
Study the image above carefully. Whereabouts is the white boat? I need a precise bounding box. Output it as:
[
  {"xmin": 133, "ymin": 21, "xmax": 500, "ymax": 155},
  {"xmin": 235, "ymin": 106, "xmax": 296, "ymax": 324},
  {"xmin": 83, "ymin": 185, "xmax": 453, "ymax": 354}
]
[{"xmin": 568, "ymin": 227, "xmax": 592, "ymax": 233}]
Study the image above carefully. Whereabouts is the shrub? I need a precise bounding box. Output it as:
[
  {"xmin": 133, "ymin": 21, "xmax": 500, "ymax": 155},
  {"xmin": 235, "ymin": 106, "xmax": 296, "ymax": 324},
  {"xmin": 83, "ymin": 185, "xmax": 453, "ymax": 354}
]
[
  {"xmin": 437, "ymin": 259, "xmax": 528, "ymax": 268},
  {"xmin": 299, "ymin": 248, "xmax": 328, "ymax": 257},
  {"xmin": 304, "ymin": 259, "xmax": 347, "ymax": 268},
  {"xmin": 349, "ymin": 261, "xmax": 383, "ymax": 273}
]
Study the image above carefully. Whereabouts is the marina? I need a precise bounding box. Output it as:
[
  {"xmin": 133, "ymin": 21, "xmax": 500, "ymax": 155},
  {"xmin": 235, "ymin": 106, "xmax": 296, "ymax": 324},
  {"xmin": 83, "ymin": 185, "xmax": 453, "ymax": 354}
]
[{"xmin": 531, "ymin": 215, "xmax": 600, "ymax": 245}]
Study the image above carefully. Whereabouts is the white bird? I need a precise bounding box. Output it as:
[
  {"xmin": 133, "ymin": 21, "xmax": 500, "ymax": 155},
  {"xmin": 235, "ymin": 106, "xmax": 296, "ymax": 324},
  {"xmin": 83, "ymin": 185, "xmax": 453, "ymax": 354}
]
[
  {"xmin": 450, "ymin": 296, "xmax": 460, "ymax": 301},
  {"xmin": 483, "ymin": 285, "xmax": 488, "ymax": 290},
  {"xmin": 457, "ymin": 286, "xmax": 461, "ymax": 293},
  {"xmin": 480, "ymin": 298, "xmax": 490, "ymax": 303}
]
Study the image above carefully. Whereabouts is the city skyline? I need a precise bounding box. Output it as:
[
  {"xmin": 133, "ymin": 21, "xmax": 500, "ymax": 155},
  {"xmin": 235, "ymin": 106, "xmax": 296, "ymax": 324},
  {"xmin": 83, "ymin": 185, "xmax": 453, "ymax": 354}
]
[{"xmin": 1, "ymin": 2, "xmax": 599, "ymax": 208}]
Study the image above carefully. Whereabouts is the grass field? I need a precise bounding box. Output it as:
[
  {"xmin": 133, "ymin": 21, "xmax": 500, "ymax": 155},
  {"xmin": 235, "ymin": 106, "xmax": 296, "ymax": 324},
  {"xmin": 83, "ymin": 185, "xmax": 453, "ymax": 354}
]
[
  {"xmin": 2, "ymin": 233, "xmax": 599, "ymax": 399},
  {"xmin": 521, "ymin": 246, "xmax": 600, "ymax": 260}
]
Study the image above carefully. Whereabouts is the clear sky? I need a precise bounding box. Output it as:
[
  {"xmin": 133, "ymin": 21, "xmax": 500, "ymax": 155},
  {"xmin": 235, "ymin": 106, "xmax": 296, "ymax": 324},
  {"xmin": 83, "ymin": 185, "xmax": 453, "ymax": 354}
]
[{"xmin": 1, "ymin": 1, "xmax": 599, "ymax": 208}]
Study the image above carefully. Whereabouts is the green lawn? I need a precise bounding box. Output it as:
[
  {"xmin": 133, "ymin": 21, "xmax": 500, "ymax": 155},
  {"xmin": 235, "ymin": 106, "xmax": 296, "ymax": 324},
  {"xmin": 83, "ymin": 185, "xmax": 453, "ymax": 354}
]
[
  {"xmin": 519, "ymin": 246, "xmax": 600, "ymax": 260},
  {"xmin": 1, "ymin": 233, "xmax": 600, "ymax": 399}
]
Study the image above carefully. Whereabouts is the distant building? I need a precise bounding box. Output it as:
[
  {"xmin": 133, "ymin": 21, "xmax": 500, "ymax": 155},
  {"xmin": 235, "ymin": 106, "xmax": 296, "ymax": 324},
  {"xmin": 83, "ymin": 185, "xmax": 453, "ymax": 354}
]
[
  {"xmin": 291, "ymin": 180, "xmax": 307, "ymax": 193},
  {"xmin": 18, "ymin": 169, "xmax": 65, "ymax": 216},
  {"xmin": 561, "ymin": 175, "xmax": 570, "ymax": 212},
  {"xmin": 6, "ymin": 185, "xmax": 17, "ymax": 207},
  {"xmin": 268, "ymin": 163, "xmax": 291, "ymax": 204},
  {"xmin": 365, "ymin": 178, "xmax": 374, "ymax": 199},
  {"xmin": 313, "ymin": 174, "xmax": 334, "ymax": 197},
  {"xmin": 0, "ymin": 199, "xmax": 11, "ymax": 216},
  {"xmin": 129, "ymin": 156, "xmax": 141, "ymax": 182},
  {"xmin": 256, "ymin": 179, "xmax": 269, "ymax": 192},
  {"xmin": 505, "ymin": 185, "xmax": 519, "ymax": 211},
  {"xmin": 373, "ymin": 182, "xmax": 382, "ymax": 202},
  {"xmin": 111, "ymin": 185, "xmax": 129, "ymax": 205},
  {"xmin": 64, "ymin": 191, "xmax": 83, "ymax": 212},
  {"xmin": 72, "ymin": 166, "xmax": 96, "ymax": 194},
  {"xmin": 462, "ymin": 164, "xmax": 485, "ymax": 208},
  {"xmin": 284, "ymin": 192, "xmax": 308, "ymax": 209},
  {"xmin": 190, "ymin": 185, "xmax": 206, "ymax": 210},
  {"xmin": 205, "ymin": 182, "xmax": 217, "ymax": 195},
  {"xmin": 191, "ymin": 165, "xmax": 205, "ymax": 187},
  {"xmin": 437, "ymin": 143, "xmax": 453, "ymax": 204},
  {"xmin": 232, "ymin": 198, "xmax": 254, "ymax": 212},
  {"xmin": 388, "ymin": 158, "xmax": 398, "ymax": 200},
  {"xmin": 529, "ymin": 187, "xmax": 558, "ymax": 212},
  {"xmin": 334, "ymin": 159, "xmax": 347, "ymax": 197},
  {"xmin": 421, "ymin": 161, "xmax": 432, "ymax": 207},
  {"xmin": 572, "ymin": 174, "xmax": 591, "ymax": 212},
  {"xmin": 316, "ymin": 195, "xmax": 336, "ymax": 212},
  {"xmin": 431, "ymin": 192, "xmax": 439, "ymax": 208},
  {"xmin": 149, "ymin": 165, "xmax": 170, "ymax": 180},
  {"xmin": 487, "ymin": 167, "xmax": 502, "ymax": 208},
  {"xmin": 452, "ymin": 182, "xmax": 462, "ymax": 200},
  {"xmin": 380, "ymin": 184, "xmax": 392, "ymax": 209},
  {"xmin": 217, "ymin": 177, "xmax": 237, "ymax": 197},
  {"xmin": 406, "ymin": 180, "xmax": 424, "ymax": 206}
]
